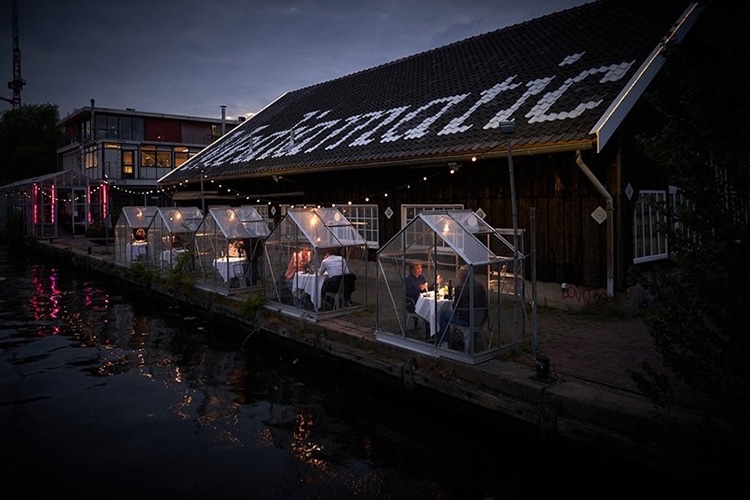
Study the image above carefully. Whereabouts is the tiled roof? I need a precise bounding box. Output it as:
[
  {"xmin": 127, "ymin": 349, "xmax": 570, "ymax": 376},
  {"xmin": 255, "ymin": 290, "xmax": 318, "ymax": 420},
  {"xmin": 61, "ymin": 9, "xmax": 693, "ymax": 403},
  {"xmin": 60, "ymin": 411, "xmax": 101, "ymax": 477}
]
[{"xmin": 161, "ymin": 0, "xmax": 699, "ymax": 184}]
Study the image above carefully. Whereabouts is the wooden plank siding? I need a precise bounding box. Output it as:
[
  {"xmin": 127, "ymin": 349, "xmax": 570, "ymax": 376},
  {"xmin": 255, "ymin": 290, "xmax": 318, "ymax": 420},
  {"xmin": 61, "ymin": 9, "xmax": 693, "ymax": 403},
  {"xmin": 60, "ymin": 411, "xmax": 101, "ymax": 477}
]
[{"xmin": 227, "ymin": 148, "xmax": 622, "ymax": 291}]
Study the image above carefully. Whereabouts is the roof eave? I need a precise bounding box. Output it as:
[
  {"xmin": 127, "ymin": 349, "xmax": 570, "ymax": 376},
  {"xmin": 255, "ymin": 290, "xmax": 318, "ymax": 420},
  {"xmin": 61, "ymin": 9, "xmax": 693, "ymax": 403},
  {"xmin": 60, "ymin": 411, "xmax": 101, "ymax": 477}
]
[{"xmin": 590, "ymin": 1, "xmax": 703, "ymax": 152}]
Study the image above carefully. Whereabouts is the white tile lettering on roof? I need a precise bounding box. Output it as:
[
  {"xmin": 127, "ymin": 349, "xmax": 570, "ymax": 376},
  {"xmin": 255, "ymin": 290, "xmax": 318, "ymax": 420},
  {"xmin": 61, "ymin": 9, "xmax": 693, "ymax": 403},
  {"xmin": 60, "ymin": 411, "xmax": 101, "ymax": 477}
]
[{"xmin": 195, "ymin": 54, "xmax": 633, "ymax": 169}]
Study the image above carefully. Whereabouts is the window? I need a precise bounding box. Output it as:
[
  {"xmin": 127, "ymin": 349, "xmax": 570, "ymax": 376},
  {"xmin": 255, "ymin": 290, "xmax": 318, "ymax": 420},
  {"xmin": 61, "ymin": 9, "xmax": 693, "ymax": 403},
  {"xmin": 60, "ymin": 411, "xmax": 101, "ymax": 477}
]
[
  {"xmin": 141, "ymin": 145, "xmax": 156, "ymax": 167},
  {"xmin": 174, "ymin": 147, "xmax": 190, "ymax": 167},
  {"xmin": 339, "ymin": 204, "xmax": 379, "ymax": 248},
  {"xmin": 633, "ymin": 190, "xmax": 668, "ymax": 263},
  {"xmin": 83, "ymin": 145, "xmax": 98, "ymax": 170},
  {"xmin": 122, "ymin": 150, "xmax": 135, "ymax": 178},
  {"xmin": 156, "ymin": 147, "xmax": 172, "ymax": 168},
  {"xmin": 401, "ymin": 204, "xmax": 464, "ymax": 226}
]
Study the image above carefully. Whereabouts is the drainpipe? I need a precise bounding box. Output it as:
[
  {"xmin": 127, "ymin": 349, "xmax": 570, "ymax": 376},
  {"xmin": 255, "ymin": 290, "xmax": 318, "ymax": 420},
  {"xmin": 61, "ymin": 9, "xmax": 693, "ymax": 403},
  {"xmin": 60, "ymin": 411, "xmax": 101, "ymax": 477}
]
[{"xmin": 575, "ymin": 150, "xmax": 614, "ymax": 297}]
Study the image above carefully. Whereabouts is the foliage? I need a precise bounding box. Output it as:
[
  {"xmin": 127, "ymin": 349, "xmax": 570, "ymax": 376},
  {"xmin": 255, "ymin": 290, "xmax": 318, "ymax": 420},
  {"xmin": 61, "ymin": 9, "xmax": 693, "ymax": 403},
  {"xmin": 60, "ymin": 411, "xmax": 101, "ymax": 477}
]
[
  {"xmin": 128, "ymin": 261, "xmax": 156, "ymax": 288},
  {"xmin": 240, "ymin": 292, "xmax": 267, "ymax": 320},
  {"xmin": 163, "ymin": 250, "xmax": 196, "ymax": 294},
  {"xmin": 85, "ymin": 224, "xmax": 108, "ymax": 238},
  {"xmin": 635, "ymin": 1, "xmax": 750, "ymax": 419},
  {"xmin": 0, "ymin": 104, "xmax": 61, "ymax": 184}
]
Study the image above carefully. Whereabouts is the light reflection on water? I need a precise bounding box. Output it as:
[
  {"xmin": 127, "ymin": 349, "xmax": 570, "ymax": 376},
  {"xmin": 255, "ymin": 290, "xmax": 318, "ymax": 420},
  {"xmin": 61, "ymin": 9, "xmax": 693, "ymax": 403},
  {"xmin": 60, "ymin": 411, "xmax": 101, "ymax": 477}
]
[{"xmin": 0, "ymin": 245, "xmax": 693, "ymax": 499}]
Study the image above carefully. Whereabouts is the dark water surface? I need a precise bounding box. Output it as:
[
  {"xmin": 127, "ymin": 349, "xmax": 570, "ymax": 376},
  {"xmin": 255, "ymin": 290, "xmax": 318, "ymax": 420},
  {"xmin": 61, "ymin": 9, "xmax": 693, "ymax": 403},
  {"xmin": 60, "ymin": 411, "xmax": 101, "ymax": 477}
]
[{"xmin": 0, "ymin": 245, "xmax": 701, "ymax": 499}]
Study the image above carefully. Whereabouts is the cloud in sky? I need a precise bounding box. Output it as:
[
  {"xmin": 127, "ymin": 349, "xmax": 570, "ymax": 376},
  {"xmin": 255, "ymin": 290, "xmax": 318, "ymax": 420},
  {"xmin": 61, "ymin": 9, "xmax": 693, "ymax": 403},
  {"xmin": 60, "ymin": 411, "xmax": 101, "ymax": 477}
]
[{"xmin": 0, "ymin": 0, "xmax": 589, "ymax": 120}]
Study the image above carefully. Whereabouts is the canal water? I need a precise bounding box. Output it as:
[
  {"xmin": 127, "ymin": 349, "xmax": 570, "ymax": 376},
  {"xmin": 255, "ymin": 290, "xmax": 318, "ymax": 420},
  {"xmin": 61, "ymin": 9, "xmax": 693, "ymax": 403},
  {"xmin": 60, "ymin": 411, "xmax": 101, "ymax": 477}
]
[{"xmin": 0, "ymin": 244, "xmax": 700, "ymax": 499}]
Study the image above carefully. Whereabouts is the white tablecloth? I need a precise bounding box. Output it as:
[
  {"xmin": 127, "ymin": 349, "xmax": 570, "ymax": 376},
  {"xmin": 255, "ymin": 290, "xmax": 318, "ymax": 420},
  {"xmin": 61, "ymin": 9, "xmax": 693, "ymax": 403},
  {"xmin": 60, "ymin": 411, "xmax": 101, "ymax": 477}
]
[
  {"xmin": 291, "ymin": 272, "xmax": 325, "ymax": 310},
  {"xmin": 161, "ymin": 248, "xmax": 188, "ymax": 268},
  {"xmin": 415, "ymin": 293, "xmax": 453, "ymax": 337},
  {"xmin": 213, "ymin": 256, "xmax": 246, "ymax": 282},
  {"xmin": 126, "ymin": 242, "xmax": 148, "ymax": 262}
]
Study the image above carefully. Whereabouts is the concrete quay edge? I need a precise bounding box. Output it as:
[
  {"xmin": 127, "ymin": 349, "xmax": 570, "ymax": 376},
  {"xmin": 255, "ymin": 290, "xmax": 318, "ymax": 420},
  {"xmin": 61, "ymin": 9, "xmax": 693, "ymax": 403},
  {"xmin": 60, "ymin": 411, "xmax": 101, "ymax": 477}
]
[{"xmin": 26, "ymin": 238, "xmax": 750, "ymax": 489}]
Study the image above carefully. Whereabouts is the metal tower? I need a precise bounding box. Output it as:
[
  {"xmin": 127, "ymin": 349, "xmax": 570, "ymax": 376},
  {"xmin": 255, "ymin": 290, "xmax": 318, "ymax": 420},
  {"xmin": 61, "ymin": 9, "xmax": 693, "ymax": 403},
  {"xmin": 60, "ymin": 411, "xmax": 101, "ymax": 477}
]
[{"xmin": 1, "ymin": 0, "xmax": 25, "ymax": 109}]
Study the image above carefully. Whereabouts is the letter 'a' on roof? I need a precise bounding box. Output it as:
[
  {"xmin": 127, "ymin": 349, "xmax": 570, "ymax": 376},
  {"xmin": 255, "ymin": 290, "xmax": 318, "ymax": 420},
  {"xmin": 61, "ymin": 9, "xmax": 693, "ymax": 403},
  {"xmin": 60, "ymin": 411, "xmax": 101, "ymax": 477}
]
[
  {"xmin": 114, "ymin": 206, "xmax": 158, "ymax": 267},
  {"xmin": 264, "ymin": 207, "xmax": 368, "ymax": 319},
  {"xmin": 375, "ymin": 209, "xmax": 523, "ymax": 365}
]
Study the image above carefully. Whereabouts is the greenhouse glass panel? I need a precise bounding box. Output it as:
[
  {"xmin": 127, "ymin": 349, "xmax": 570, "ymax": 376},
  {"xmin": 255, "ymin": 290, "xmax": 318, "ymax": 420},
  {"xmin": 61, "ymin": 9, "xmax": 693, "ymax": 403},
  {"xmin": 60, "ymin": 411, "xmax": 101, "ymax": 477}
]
[
  {"xmin": 114, "ymin": 206, "xmax": 157, "ymax": 267},
  {"xmin": 264, "ymin": 207, "xmax": 368, "ymax": 320},
  {"xmin": 376, "ymin": 210, "xmax": 525, "ymax": 365}
]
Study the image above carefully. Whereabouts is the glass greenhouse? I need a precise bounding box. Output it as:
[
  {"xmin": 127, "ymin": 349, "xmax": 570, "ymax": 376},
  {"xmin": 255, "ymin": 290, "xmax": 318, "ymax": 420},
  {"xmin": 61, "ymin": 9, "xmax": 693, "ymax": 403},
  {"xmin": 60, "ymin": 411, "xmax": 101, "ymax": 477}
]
[
  {"xmin": 113, "ymin": 206, "xmax": 158, "ymax": 267},
  {"xmin": 193, "ymin": 205, "xmax": 270, "ymax": 294},
  {"xmin": 147, "ymin": 206, "xmax": 204, "ymax": 272},
  {"xmin": 375, "ymin": 210, "xmax": 526, "ymax": 365},
  {"xmin": 264, "ymin": 207, "xmax": 368, "ymax": 319}
]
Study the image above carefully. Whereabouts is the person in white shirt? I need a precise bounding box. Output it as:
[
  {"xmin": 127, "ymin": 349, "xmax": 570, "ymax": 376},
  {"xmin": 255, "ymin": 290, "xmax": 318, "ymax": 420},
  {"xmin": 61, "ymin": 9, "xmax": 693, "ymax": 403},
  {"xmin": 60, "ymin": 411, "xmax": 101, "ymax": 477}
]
[{"xmin": 318, "ymin": 248, "xmax": 349, "ymax": 277}]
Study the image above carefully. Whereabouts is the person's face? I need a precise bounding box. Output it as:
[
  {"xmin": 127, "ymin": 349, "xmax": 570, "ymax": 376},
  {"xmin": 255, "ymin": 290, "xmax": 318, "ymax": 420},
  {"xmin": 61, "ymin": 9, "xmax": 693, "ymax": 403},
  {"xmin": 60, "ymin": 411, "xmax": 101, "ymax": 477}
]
[{"xmin": 414, "ymin": 265, "xmax": 422, "ymax": 275}]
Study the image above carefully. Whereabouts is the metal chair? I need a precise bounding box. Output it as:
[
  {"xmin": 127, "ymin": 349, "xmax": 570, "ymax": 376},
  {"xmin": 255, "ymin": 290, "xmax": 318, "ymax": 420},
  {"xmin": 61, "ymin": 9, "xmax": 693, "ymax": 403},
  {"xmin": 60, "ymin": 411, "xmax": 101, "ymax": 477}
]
[
  {"xmin": 405, "ymin": 297, "xmax": 426, "ymax": 339},
  {"xmin": 451, "ymin": 307, "xmax": 488, "ymax": 354},
  {"xmin": 323, "ymin": 273, "xmax": 356, "ymax": 310}
]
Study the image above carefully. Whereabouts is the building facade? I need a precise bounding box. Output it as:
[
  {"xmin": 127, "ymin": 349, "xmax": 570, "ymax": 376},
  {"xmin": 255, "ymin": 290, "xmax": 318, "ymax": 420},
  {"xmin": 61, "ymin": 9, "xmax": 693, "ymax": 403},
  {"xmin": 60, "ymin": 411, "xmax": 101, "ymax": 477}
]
[{"xmin": 56, "ymin": 102, "xmax": 241, "ymax": 229}]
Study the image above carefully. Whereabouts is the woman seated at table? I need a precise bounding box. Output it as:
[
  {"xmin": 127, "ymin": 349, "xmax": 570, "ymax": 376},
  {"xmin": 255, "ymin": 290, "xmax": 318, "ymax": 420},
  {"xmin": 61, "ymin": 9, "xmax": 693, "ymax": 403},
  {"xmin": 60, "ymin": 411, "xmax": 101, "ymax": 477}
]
[
  {"xmin": 405, "ymin": 262, "xmax": 441, "ymax": 312},
  {"xmin": 285, "ymin": 247, "xmax": 311, "ymax": 279}
]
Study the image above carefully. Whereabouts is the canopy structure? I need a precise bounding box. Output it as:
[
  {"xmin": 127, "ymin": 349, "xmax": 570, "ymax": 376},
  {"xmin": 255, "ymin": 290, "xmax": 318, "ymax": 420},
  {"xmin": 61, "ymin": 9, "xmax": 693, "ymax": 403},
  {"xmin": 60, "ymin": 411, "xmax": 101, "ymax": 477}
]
[
  {"xmin": 264, "ymin": 207, "xmax": 368, "ymax": 319},
  {"xmin": 0, "ymin": 169, "xmax": 105, "ymax": 239},
  {"xmin": 375, "ymin": 210, "xmax": 526, "ymax": 365},
  {"xmin": 193, "ymin": 205, "xmax": 270, "ymax": 294},
  {"xmin": 147, "ymin": 206, "xmax": 203, "ymax": 271},
  {"xmin": 113, "ymin": 206, "xmax": 158, "ymax": 267}
]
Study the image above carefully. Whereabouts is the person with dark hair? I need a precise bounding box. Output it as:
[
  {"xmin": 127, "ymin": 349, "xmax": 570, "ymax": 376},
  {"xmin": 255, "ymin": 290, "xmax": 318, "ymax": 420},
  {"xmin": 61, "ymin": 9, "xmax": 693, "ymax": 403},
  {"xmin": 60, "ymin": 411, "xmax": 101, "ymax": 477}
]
[
  {"xmin": 404, "ymin": 262, "xmax": 441, "ymax": 312},
  {"xmin": 318, "ymin": 248, "xmax": 349, "ymax": 278},
  {"xmin": 438, "ymin": 266, "xmax": 487, "ymax": 347}
]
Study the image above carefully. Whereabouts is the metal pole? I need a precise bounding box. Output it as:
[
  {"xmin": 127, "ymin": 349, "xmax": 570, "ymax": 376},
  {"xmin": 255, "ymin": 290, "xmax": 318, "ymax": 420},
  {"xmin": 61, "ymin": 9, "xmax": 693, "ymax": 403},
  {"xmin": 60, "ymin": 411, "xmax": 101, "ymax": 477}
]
[
  {"xmin": 530, "ymin": 207, "xmax": 538, "ymax": 358},
  {"xmin": 199, "ymin": 165, "xmax": 205, "ymax": 214},
  {"xmin": 501, "ymin": 121, "xmax": 522, "ymax": 341}
]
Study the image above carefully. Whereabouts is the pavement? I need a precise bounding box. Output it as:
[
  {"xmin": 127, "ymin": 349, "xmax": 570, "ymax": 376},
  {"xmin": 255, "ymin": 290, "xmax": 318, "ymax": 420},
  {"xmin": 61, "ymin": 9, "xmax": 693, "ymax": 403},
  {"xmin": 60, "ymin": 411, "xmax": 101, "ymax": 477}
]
[{"xmin": 53, "ymin": 235, "xmax": 709, "ymax": 412}]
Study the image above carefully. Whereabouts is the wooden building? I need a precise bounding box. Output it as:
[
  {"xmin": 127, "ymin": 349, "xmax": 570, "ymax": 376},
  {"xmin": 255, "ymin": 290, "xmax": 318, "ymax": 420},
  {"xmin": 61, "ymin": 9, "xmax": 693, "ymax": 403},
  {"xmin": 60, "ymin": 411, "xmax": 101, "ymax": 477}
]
[{"xmin": 158, "ymin": 0, "xmax": 703, "ymax": 308}]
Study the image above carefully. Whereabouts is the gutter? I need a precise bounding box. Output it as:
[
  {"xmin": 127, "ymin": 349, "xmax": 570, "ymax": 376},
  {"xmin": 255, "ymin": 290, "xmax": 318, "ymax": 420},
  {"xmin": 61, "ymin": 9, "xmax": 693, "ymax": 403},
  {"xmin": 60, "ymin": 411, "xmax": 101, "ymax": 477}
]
[{"xmin": 575, "ymin": 150, "xmax": 614, "ymax": 297}]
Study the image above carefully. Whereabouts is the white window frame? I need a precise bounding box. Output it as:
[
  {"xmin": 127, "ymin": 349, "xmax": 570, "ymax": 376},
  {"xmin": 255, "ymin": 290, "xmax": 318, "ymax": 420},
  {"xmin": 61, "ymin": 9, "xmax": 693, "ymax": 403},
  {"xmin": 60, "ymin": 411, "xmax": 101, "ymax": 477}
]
[
  {"xmin": 339, "ymin": 204, "xmax": 379, "ymax": 249},
  {"xmin": 633, "ymin": 190, "xmax": 668, "ymax": 263}
]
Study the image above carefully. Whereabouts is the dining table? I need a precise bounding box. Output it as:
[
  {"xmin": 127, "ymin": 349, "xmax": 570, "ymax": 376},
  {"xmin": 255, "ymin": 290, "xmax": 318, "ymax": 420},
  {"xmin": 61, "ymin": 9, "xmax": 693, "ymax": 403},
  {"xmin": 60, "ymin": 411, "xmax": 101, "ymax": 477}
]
[
  {"xmin": 161, "ymin": 248, "xmax": 188, "ymax": 268},
  {"xmin": 291, "ymin": 272, "xmax": 325, "ymax": 310},
  {"xmin": 213, "ymin": 256, "xmax": 246, "ymax": 282},
  {"xmin": 415, "ymin": 291, "xmax": 454, "ymax": 338}
]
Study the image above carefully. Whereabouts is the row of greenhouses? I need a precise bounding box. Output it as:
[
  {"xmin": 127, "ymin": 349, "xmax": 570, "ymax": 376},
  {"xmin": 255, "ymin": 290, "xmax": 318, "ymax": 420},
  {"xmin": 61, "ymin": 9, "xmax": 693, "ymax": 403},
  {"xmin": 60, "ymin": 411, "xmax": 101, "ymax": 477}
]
[{"xmin": 113, "ymin": 207, "xmax": 526, "ymax": 365}]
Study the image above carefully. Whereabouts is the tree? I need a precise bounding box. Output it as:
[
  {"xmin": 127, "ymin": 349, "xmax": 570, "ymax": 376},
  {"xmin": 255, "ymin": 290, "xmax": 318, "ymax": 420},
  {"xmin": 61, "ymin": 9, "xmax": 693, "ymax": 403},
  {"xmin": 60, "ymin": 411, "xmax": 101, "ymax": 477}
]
[
  {"xmin": 0, "ymin": 103, "xmax": 61, "ymax": 185},
  {"xmin": 636, "ymin": 0, "xmax": 750, "ymax": 419}
]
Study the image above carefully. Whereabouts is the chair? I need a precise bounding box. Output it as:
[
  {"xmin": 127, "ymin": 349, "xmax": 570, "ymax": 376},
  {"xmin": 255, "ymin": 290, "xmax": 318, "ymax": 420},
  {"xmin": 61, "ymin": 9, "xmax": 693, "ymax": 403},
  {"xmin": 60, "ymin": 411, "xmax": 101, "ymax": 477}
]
[
  {"xmin": 230, "ymin": 262, "xmax": 247, "ymax": 288},
  {"xmin": 451, "ymin": 307, "xmax": 488, "ymax": 354},
  {"xmin": 323, "ymin": 273, "xmax": 356, "ymax": 310},
  {"xmin": 405, "ymin": 297, "xmax": 426, "ymax": 339}
]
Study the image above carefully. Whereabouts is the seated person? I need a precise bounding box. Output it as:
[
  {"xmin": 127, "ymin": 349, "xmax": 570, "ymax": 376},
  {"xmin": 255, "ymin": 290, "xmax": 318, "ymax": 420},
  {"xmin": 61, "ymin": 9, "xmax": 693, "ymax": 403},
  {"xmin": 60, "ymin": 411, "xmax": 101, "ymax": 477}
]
[
  {"xmin": 404, "ymin": 262, "xmax": 441, "ymax": 312},
  {"xmin": 285, "ymin": 247, "xmax": 311, "ymax": 279},
  {"xmin": 318, "ymin": 248, "xmax": 349, "ymax": 277},
  {"xmin": 133, "ymin": 228, "xmax": 147, "ymax": 242},
  {"xmin": 438, "ymin": 265, "xmax": 487, "ymax": 346}
]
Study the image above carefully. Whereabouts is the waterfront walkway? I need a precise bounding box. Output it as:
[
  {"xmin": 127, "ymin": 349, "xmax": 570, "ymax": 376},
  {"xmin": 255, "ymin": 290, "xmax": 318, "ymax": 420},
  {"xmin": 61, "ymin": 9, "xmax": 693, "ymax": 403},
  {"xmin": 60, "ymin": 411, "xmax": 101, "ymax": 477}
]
[{"xmin": 37, "ymin": 236, "xmax": 746, "ymax": 495}]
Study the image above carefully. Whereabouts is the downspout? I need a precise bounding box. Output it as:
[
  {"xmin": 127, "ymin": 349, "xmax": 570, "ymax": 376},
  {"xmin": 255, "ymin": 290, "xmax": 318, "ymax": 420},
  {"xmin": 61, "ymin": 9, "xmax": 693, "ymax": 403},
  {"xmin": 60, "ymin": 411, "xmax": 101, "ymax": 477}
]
[{"xmin": 575, "ymin": 151, "xmax": 614, "ymax": 297}]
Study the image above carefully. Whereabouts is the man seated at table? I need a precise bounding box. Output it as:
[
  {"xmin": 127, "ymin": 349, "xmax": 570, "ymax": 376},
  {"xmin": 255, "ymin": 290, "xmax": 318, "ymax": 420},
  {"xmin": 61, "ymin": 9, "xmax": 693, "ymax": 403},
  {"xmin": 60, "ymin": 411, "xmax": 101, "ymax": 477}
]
[
  {"xmin": 318, "ymin": 248, "xmax": 349, "ymax": 277},
  {"xmin": 438, "ymin": 265, "xmax": 487, "ymax": 347},
  {"xmin": 405, "ymin": 262, "xmax": 441, "ymax": 312},
  {"xmin": 319, "ymin": 248, "xmax": 353, "ymax": 307}
]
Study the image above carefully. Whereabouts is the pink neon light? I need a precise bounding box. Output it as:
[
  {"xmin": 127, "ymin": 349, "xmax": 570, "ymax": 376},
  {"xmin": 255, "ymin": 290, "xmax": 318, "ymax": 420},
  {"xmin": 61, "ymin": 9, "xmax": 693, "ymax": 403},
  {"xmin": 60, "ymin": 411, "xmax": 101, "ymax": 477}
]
[
  {"xmin": 33, "ymin": 184, "xmax": 39, "ymax": 225},
  {"xmin": 51, "ymin": 185, "xmax": 56, "ymax": 224},
  {"xmin": 87, "ymin": 185, "xmax": 92, "ymax": 224}
]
